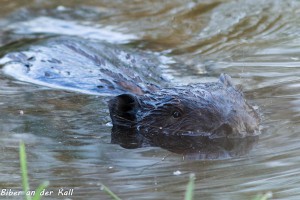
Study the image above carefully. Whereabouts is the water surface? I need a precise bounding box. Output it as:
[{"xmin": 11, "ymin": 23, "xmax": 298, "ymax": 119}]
[{"xmin": 1, "ymin": 0, "xmax": 300, "ymax": 199}]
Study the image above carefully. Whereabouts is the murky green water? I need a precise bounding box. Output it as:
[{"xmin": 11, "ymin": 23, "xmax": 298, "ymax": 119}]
[{"xmin": 1, "ymin": 0, "xmax": 300, "ymax": 199}]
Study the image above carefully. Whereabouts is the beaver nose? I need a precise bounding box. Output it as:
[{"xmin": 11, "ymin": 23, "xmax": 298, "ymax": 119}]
[
  {"xmin": 241, "ymin": 111, "xmax": 259, "ymax": 135},
  {"xmin": 244, "ymin": 119, "xmax": 259, "ymax": 135}
]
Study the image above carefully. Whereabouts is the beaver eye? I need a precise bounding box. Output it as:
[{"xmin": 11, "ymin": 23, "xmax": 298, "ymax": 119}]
[{"xmin": 172, "ymin": 110, "xmax": 182, "ymax": 118}]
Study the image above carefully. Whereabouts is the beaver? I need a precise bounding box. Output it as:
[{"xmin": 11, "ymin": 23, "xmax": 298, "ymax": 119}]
[
  {"xmin": 109, "ymin": 73, "xmax": 259, "ymax": 139},
  {"xmin": 0, "ymin": 37, "xmax": 260, "ymax": 144}
]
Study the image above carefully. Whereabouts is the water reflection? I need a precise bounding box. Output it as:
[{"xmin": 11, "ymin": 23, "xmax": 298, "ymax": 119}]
[{"xmin": 112, "ymin": 126, "xmax": 259, "ymax": 160}]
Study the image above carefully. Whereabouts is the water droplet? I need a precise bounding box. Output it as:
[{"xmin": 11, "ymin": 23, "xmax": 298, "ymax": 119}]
[{"xmin": 173, "ymin": 170, "xmax": 182, "ymax": 175}]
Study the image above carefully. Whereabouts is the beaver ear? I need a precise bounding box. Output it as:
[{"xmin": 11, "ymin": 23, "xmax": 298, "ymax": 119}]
[
  {"xmin": 219, "ymin": 73, "xmax": 244, "ymax": 93},
  {"xmin": 108, "ymin": 94, "xmax": 141, "ymax": 126},
  {"xmin": 219, "ymin": 73, "xmax": 235, "ymax": 88}
]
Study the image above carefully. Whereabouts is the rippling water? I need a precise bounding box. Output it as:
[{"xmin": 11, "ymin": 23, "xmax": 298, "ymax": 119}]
[{"xmin": 1, "ymin": 0, "xmax": 300, "ymax": 199}]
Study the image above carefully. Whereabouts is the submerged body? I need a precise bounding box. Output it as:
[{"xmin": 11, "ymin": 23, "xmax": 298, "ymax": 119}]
[
  {"xmin": 0, "ymin": 37, "xmax": 169, "ymax": 95},
  {"xmin": 0, "ymin": 37, "xmax": 259, "ymax": 142}
]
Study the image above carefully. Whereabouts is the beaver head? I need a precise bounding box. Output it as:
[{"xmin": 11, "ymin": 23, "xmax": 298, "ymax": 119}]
[{"xmin": 108, "ymin": 74, "xmax": 259, "ymax": 139}]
